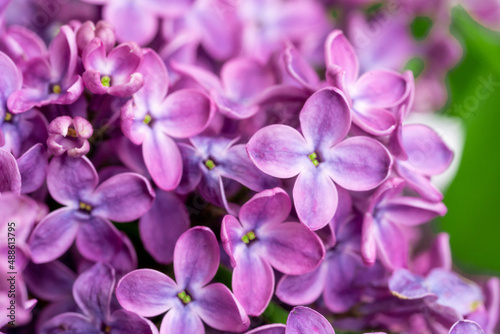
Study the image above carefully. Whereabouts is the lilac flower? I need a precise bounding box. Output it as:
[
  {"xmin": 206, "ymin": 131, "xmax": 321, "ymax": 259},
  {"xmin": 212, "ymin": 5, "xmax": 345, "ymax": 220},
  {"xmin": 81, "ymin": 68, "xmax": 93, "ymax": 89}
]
[
  {"xmin": 0, "ymin": 25, "xmax": 47, "ymax": 70},
  {"xmin": 0, "ymin": 50, "xmax": 22, "ymax": 114},
  {"xmin": 395, "ymin": 124, "xmax": 454, "ymax": 202},
  {"xmin": 40, "ymin": 262, "xmax": 157, "ymax": 334},
  {"xmin": 29, "ymin": 155, "xmax": 155, "ymax": 263},
  {"xmin": 449, "ymin": 320, "xmax": 485, "ymax": 334},
  {"xmin": 178, "ymin": 134, "xmax": 278, "ymax": 214},
  {"xmin": 81, "ymin": 38, "xmax": 144, "ymax": 97},
  {"xmin": 221, "ymin": 188, "xmax": 325, "ymax": 315},
  {"xmin": 247, "ymin": 87, "xmax": 392, "ymax": 230},
  {"xmin": 361, "ymin": 178, "xmax": 447, "ymax": 269},
  {"xmin": 47, "ymin": 116, "xmax": 93, "ymax": 157},
  {"xmin": 7, "ymin": 25, "xmax": 84, "ymax": 114},
  {"xmin": 121, "ymin": 48, "xmax": 215, "ymax": 190},
  {"xmin": 116, "ymin": 226, "xmax": 250, "ymax": 334},
  {"xmin": 76, "ymin": 20, "xmax": 116, "ymax": 54},
  {"xmin": 325, "ymin": 30, "xmax": 411, "ymax": 136},
  {"xmin": 389, "ymin": 268, "xmax": 485, "ymax": 324}
]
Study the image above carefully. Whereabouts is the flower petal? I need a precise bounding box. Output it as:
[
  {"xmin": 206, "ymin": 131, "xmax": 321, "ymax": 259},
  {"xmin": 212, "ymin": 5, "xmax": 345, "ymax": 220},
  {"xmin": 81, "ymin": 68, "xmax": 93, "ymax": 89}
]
[
  {"xmin": 232, "ymin": 247, "xmax": 274, "ymax": 316},
  {"xmin": 159, "ymin": 307, "xmax": 204, "ymax": 334},
  {"xmin": 351, "ymin": 106, "xmax": 397, "ymax": 136},
  {"xmin": 325, "ymin": 136, "xmax": 392, "ymax": 191},
  {"xmin": 396, "ymin": 162, "xmax": 444, "ymax": 202},
  {"xmin": 40, "ymin": 313, "xmax": 100, "ymax": 334},
  {"xmin": 75, "ymin": 216, "xmax": 123, "ymax": 262},
  {"xmin": 382, "ymin": 197, "xmax": 447, "ymax": 226},
  {"xmin": 17, "ymin": 143, "xmax": 47, "ymax": 194},
  {"xmin": 325, "ymin": 30, "xmax": 359, "ymax": 86},
  {"xmin": 293, "ymin": 167, "xmax": 338, "ymax": 230},
  {"xmin": 139, "ymin": 190, "xmax": 190, "ymax": 264},
  {"xmin": 300, "ymin": 87, "xmax": 351, "ymax": 150},
  {"xmin": 47, "ymin": 155, "xmax": 98, "ymax": 206},
  {"xmin": 29, "ymin": 208, "xmax": 79, "ymax": 264},
  {"xmin": 135, "ymin": 48, "xmax": 169, "ymax": 105},
  {"xmin": 402, "ymin": 124, "xmax": 454, "ymax": 175},
  {"xmin": 239, "ymin": 187, "xmax": 291, "ymax": 230},
  {"xmin": 276, "ymin": 266, "xmax": 326, "ymax": 306},
  {"xmin": 91, "ymin": 172, "xmax": 155, "ymax": 222},
  {"xmin": 389, "ymin": 269, "xmax": 435, "ymax": 300},
  {"xmin": 246, "ymin": 324, "xmax": 286, "ymax": 334},
  {"xmin": 108, "ymin": 309, "xmax": 157, "ymax": 334},
  {"xmin": 286, "ymin": 306, "xmax": 335, "ymax": 334},
  {"xmin": 375, "ymin": 218, "xmax": 408, "ymax": 269},
  {"xmin": 143, "ymin": 130, "xmax": 182, "ymax": 191},
  {"xmin": 194, "ymin": 283, "xmax": 250, "ymax": 332},
  {"xmin": 247, "ymin": 124, "xmax": 311, "ymax": 179},
  {"xmin": 283, "ymin": 44, "xmax": 319, "ymax": 91},
  {"xmin": 0, "ymin": 148, "xmax": 21, "ymax": 194},
  {"xmin": 116, "ymin": 269, "xmax": 179, "ymax": 317},
  {"xmin": 449, "ymin": 320, "xmax": 485, "ymax": 334},
  {"xmin": 23, "ymin": 261, "xmax": 75, "ymax": 302},
  {"xmin": 73, "ymin": 263, "xmax": 114, "ymax": 321},
  {"xmin": 259, "ymin": 222, "xmax": 325, "ymax": 275},
  {"xmin": 174, "ymin": 226, "xmax": 220, "ymax": 289},
  {"xmin": 352, "ymin": 70, "xmax": 408, "ymax": 108}
]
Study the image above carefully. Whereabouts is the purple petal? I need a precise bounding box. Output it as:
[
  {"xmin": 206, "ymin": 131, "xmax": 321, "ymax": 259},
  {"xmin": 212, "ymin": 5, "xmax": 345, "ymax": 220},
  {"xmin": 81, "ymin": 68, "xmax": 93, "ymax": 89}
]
[
  {"xmin": 47, "ymin": 155, "xmax": 98, "ymax": 206},
  {"xmin": 0, "ymin": 148, "xmax": 21, "ymax": 194},
  {"xmin": 382, "ymin": 197, "xmax": 447, "ymax": 226},
  {"xmin": 29, "ymin": 208, "xmax": 79, "ymax": 263},
  {"xmin": 0, "ymin": 51, "xmax": 22, "ymax": 103},
  {"xmin": 40, "ymin": 313, "xmax": 100, "ymax": 334},
  {"xmin": 82, "ymin": 69, "xmax": 109, "ymax": 94},
  {"xmin": 194, "ymin": 283, "xmax": 250, "ymax": 332},
  {"xmin": 135, "ymin": 48, "xmax": 169, "ymax": 105},
  {"xmin": 239, "ymin": 187, "xmax": 291, "ymax": 230},
  {"xmin": 293, "ymin": 168, "xmax": 338, "ymax": 230},
  {"xmin": 286, "ymin": 306, "xmax": 335, "ymax": 334},
  {"xmin": 17, "ymin": 143, "xmax": 47, "ymax": 193},
  {"xmin": 245, "ymin": 324, "xmax": 286, "ymax": 334},
  {"xmin": 361, "ymin": 213, "xmax": 377, "ymax": 266},
  {"xmin": 221, "ymin": 57, "xmax": 275, "ymax": 102},
  {"xmin": 116, "ymin": 269, "xmax": 179, "ymax": 317},
  {"xmin": 49, "ymin": 25, "xmax": 78, "ymax": 85},
  {"xmin": 174, "ymin": 226, "xmax": 220, "ymax": 289},
  {"xmin": 259, "ymin": 222, "xmax": 325, "ymax": 275},
  {"xmin": 108, "ymin": 309, "xmax": 157, "ymax": 334},
  {"xmin": 325, "ymin": 136, "xmax": 392, "ymax": 191},
  {"xmin": 402, "ymin": 124, "xmax": 454, "ymax": 175},
  {"xmin": 276, "ymin": 266, "xmax": 325, "ymax": 306},
  {"xmin": 108, "ymin": 72, "xmax": 144, "ymax": 97},
  {"xmin": 351, "ymin": 106, "xmax": 397, "ymax": 136},
  {"xmin": 82, "ymin": 37, "xmax": 107, "ymax": 71},
  {"xmin": 389, "ymin": 269, "xmax": 435, "ymax": 300},
  {"xmin": 143, "ymin": 130, "xmax": 182, "ymax": 191},
  {"xmin": 75, "ymin": 216, "xmax": 123, "ymax": 262},
  {"xmin": 375, "ymin": 219, "xmax": 408, "ymax": 269},
  {"xmin": 412, "ymin": 233, "xmax": 452, "ymax": 275},
  {"xmin": 103, "ymin": 2, "xmax": 158, "ymax": 46},
  {"xmin": 156, "ymin": 89, "xmax": 214, "ymax": 138},
  {"xmin": 299, "ymin": 87, "xmax": 351, "ymax": 150},
  {"xmin": 91, "ymin": 172, "xmax": 154, "ymax": 222},
  {"xmin": 325, "ymin": 30, "xmax": 359, "ymax": 85},
  {"xmin": 396, "ymin": 162, "xmax": 444, "ymax": 202},
  {"xmin": 159, "ymin": 307, "xmax": 204, "ymax": 334},
  {"xmin": 247, "ymin": 124, "xmax": 311, "ymax": 178},
  {"xmin": 73, "ymin": 263, "xmax": 114, "ymax": 321},
  {"xmin": 107, "ymin": 42, "xmax": 143, "ymax": 81},
  {"xmin": 232, "ymin": 247, "xmax": 274, "ymax": 316},
  {"xmin": 283, "ymin": 45, "xmax": 319, "ymax": 91},
  {"xmin": 449, "ymin": 320, "xmax": 485, "ymax": 334},
  {"xmin": 352, "ymin": 70, "xmax": 408, "ymax": 108},
  {"xmin": 139, "ymin": 190, "xmax": 190, "ymax": 264},
  {"xmin": 177, "ymin": 143, "xmax": 203, "ymax": 194},
  {"xmin": 24, "ymin": 261, "xmax": 75, "ymax": 302},
  {"xmin": 0, "ymin": 193, "xmax": 37, "ymax": 241}
]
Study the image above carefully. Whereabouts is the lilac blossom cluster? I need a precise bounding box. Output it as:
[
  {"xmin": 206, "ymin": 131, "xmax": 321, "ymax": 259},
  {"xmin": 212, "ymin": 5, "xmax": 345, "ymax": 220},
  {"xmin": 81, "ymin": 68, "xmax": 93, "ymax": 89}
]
[{"xmin": 0, "ymin": 0, "xmax": 498, "ymax": 333}]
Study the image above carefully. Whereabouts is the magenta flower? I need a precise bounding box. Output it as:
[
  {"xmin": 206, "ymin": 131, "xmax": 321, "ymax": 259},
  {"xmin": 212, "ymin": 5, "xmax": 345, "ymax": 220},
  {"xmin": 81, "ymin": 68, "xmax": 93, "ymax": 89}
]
[
  {"xmin": 247, "ymin": 87, "xmax": 392, "ymax": 230},
  {"xmin": 40, "ymin": 263, "xmax": 157, "ymax": 334},
  {"xmin": 324, "ymin": 30, "xmax": 411, "ymax": 136},
  {"xmin": 361, "ymin": 178, "xmax": 447, "ymax": 269},
  {"xmin": 81, "ymin": 38, "xmax": 144, "ymax": 97},
  {"xmin": 116, "ymin": 226, "xmax": 250, "ymax": 334},
  {"xmin": 121, "ymin": 48, "xmax": 214, "ymax": 190},
  {"xmin": 221, "ymin": 188, "xmax": 325, "ymax": 316},
  {"xmin": 7, "ymin": 25, "xmax": 84, "ymax": 114},
  {"xmin": 29, "ymin": 155, "xmax": 155, "ymax": 263},
  {"xmin": 47, "ymin": 116, "xmax": 93, "ymax": 157}
]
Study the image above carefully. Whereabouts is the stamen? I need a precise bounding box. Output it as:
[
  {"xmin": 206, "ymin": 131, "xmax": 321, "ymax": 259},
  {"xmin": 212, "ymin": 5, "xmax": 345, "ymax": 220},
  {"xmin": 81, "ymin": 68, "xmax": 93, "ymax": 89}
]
[
  {"xmin": 52, "ymin": 84, "xmax": 62, "ymax": 94},
  {"xmin": 143, "ymin": 114, "xmax": 152, "ymax": 125},
  {"xmin": 205, "ymin": 159, "xmax": 216, "ymax": 170},
  {"xmin": 177, "ymin": 290, "xmax": 192, "ymax": 304},
  {"xmin": 4, "ymin": 112, "xmax": 13, "ymax": 122},
  {"xmin": 79, "ymin": 202, "xmax": 93, "ymax": 213},
  {"xmin": 101, "ymin": 75, "xmax": 111, "ymax": 87},
  {"xmin": 308, "ymin": 152, "xmax": 319, "ymax": 167},
  {"xmin": 241, "ymin": 231, "xmax": 256, "ymax": 244},
  {"xmin": 67, "ymin": 128, "xmax": 78, "ymax": 138}
]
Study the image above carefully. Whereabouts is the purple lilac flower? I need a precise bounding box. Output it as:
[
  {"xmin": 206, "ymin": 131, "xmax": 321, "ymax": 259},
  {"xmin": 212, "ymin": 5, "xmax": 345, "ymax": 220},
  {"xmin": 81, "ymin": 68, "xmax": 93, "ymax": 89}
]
[
  {"xmin": 29, "ymin": 155, "xmax": 154, "ymax": 263},
  {"xmin": 40, "ymin": 262, "xmax": 157, "ymax": 334},
  {"xmin": 121, "ymin": 48, "xmax": 215, "ymax": 190},
  {"xmin": 116, "ymin": 226, "xmax": 250, "ymax": 334},
  {"xmin": 361, "ymin": 178, "xmax": 447, "ymax": 269},
  {"xmin": 247, "ymin": 87, "xmax": 392, "ymax": 230},
  {"xmin": 178, "ymin": 134, "xmax": 278, "ymax": 214},
  {"xmin": 47, "ymin": 116, "xmax": 93, "ymax": 157},
  {"xmin": 221, "ymin": 188, "xmax": 325, "ymax": 316},
  {"xmin": 0, "ymin": 25, "xmax": 47, "ymax": 70},
  {"xmin": 7, "ymin": 25, "xmax": 84, "ymax": 113},
  {"xmin": 76, "ymin": 20, "xmax": 116, "ymax": 54}
]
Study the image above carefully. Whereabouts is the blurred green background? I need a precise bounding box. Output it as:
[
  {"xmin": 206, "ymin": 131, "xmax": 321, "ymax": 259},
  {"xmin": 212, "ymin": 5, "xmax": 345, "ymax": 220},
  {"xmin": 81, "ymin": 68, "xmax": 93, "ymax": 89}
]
[{"xmin": 438, "ymin": 6, "xmax": 500, "ymax": 276}]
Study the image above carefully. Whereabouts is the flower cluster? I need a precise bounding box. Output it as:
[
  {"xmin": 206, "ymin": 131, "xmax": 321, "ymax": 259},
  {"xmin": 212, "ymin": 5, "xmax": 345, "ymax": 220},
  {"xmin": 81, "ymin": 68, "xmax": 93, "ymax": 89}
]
[{"xmin": 0, "ymin": 0, "xmax": 498, "ymax": 334}]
